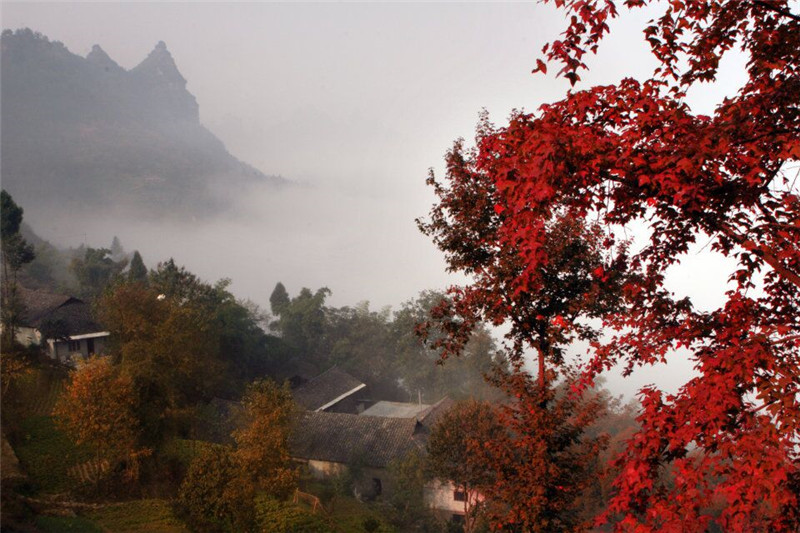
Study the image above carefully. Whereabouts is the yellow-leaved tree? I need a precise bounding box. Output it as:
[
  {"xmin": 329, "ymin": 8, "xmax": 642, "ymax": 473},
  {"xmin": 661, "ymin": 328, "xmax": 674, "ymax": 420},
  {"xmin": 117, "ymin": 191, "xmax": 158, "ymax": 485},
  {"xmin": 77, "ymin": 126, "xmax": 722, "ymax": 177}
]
[
  {"xmin": 54, "ymin": 356, "xmax": 150, "ymax": 481},
  {"xmin": 233, "ymin": 378, "xmax": 297, "ymax": 498}
]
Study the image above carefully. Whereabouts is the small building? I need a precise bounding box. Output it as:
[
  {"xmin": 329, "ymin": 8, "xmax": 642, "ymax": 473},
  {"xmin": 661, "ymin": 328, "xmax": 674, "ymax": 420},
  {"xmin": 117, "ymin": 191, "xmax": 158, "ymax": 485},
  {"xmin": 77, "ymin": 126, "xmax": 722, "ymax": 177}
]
[
  {"xmin": 290, "ymin": 397, "xmax": 468, "ymax": 518},
  {"xmin": 12, "ymin": 287, "xmax": 109, "ymax": 364},
  {"xmin": 290, "ymin": 410, "xmax": 423, "ymax": 499},
  {"xmin": 292, "ymin": 366, "xmax": 368, "ymax": 413}
]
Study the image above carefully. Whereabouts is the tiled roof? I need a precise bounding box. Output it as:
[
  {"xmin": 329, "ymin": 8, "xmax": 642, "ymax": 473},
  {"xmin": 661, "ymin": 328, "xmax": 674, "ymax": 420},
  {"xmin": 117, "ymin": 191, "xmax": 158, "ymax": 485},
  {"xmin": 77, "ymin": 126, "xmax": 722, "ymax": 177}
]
[
  {"xmin": 18, "ymin": 287, "xmax": 102, "ymax": 335},
  {"xmin": 18, "ymin": 287, "xmax": 73, "ymax": 326},
  {"xmin": 417, "ymin": 397, "xmax": 455, "ymax": 428},
  {"xmin": 290, "ymin": 411, "xmax": 422, "ymax": 468},
  {"xmin": 293, "ymin": 367, "xmax": 365, "ymax": 411},
  {"xmin": 360, "ymin": 401, "xmax": 431, "ymax": 419}
]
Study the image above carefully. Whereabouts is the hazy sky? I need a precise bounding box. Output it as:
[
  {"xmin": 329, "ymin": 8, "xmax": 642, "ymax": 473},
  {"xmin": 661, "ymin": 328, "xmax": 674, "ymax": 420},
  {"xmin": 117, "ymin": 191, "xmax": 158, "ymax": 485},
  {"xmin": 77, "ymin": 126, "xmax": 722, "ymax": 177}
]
[{"xmin": 1, "ymin": 2, "xmax": 751, "ymax": 397}]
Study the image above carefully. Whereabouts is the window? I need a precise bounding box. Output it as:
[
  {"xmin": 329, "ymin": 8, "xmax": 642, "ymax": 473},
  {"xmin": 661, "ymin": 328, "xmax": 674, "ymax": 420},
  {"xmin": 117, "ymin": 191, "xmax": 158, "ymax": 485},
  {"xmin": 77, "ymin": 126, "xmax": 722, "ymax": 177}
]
[
  {"xmin": 453, "ymin": 489, "xmax": 466, "ymax": 502},
  {"xmin": 372, "ymin": 478, "xmax": 382, "ymax": 496},
  {"xmin": 68, "ymin": 340, "xmax": 81, "ymax": 352}
]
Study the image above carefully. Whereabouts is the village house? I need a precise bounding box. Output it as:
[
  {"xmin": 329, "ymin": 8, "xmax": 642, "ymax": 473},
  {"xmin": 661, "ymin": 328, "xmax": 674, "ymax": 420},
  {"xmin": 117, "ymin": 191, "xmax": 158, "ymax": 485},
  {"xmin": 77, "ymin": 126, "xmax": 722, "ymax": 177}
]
[
  {"xmin": 201, "ymin": 367, "xmax": 473, "ymax": 520},
  {"xmin": 9, "ymin": 287, "xmax": 109, "ymax": 364},
  {"xmin": 290, "ymin": 410, "xmax": 422, "ymax": 499},
  {"xmin": 291, "ymin": 395, "xmax": 472, "ymax": 520}
]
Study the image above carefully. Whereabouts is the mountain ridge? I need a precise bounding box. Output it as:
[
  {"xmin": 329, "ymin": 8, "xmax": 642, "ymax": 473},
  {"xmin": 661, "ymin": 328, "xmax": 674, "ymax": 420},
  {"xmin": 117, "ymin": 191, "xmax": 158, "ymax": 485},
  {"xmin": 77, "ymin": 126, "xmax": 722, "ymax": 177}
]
[{"xmin": 1, "ymin": 28, "xmax": 285, "ymax": 219}]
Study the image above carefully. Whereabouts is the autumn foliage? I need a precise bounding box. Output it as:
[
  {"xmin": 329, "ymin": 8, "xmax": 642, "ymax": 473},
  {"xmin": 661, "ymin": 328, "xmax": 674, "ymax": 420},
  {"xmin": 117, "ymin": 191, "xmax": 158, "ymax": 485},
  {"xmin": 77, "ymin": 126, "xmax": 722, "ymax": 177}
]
[
  {"xmin": 232, "ymin": 379, "xmax": 297, "ymax": 499},
  {"xmin": 54, "ymin": 356, "xmax": 149, "ymax": 480},
  {"xmin": 177, "ymin": 379, "xmax": 297, "ymax": 532},
  {"xmin": 423, "ymin": 0, "xmax": 800, "ymax": 530}
]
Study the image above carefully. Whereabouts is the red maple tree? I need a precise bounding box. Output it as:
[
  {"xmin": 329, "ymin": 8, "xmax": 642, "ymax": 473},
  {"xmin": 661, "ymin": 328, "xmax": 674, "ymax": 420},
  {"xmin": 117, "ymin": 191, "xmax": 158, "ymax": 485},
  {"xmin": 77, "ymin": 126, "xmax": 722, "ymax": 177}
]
[{"xmin": 423, "ymin": 0, "xmax": 800, "ymax": 530}]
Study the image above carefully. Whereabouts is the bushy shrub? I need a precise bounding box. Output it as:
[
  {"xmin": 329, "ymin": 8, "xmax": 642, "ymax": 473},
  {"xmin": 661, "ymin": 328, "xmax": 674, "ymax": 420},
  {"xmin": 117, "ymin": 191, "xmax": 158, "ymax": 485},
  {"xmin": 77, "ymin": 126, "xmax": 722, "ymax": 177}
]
[{"xmin": 175, "ymin": 445, "xmax": 254, "ymax": 532}]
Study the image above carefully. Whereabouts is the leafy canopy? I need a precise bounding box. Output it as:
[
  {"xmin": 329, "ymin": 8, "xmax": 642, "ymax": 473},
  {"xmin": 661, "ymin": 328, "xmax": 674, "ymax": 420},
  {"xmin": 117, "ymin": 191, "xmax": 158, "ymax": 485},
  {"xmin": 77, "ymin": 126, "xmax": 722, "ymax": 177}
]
[{"xmin": 425, "ymin": 0, "xmax": 800, "ymax": 530}]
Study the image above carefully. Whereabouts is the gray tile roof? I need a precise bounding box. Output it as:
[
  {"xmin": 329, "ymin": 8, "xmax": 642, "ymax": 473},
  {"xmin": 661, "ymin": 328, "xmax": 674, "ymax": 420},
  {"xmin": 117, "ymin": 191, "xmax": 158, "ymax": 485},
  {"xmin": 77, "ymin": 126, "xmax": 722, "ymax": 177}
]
[
  {"xmin": 18, "ymin": 287, "xmax": 102, "ymax": 335},
  {"xmin": 293, "ymin": 366, "xmax": 365, "ymax": 411},
  {"xmin": 417, "ymin": 397, "xmax": 455, "ymax": 428},
  {"xmin": 290, "ymin": 411, "xmax": 422, "ymax": 468},
  {"xmin": 360, "ymin": 401, "xmax": 431, "ymax": 419}
]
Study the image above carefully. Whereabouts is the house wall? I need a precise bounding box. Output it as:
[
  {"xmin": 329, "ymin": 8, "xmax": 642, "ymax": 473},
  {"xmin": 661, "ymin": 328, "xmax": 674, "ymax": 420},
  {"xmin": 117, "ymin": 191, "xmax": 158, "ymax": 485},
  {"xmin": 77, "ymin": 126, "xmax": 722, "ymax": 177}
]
[
  {"xmin": 424, "ymin": 479, "xmax": 482, "ymax": 515},
  {"xmin": 300, "ymin": 460, "xmax": 395, "ymax": 502},
  {"xmin": 306, "ymin": 459, "xmax": 349, "ymax": 479},
  {"xmin": 14, "ymin": 326, "xmax": 41, "ymax": 347},
  {"xmin": 51, "ymin": 335, "xmax": 108, "ymax": 365}
]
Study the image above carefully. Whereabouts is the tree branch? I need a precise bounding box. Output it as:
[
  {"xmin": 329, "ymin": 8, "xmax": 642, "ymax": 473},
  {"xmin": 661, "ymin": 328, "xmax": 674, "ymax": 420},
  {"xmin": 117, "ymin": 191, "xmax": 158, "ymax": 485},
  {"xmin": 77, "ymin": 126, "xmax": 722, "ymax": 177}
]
[
  {"xmin": 752, "ymin": 1, "xmax": 800, "ymax": 22},
  {"xmin": 720, "ymin": 223, "xmax": 800, "ymax": 289}
]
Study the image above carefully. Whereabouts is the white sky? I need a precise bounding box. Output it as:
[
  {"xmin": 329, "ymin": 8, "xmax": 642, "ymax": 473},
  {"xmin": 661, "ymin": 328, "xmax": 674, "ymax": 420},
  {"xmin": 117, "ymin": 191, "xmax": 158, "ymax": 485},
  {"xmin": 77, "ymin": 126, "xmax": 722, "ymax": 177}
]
[{"xmin": 1, "ymin": 1, "xmax": 754, "ymax": 398}]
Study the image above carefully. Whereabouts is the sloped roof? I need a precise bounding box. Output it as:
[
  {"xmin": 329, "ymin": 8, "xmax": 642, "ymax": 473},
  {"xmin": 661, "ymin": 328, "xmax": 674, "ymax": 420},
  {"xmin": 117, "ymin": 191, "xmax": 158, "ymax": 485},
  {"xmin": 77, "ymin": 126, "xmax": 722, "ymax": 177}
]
[
  {"xmin": 290, "ymin": 411, "xmax": 421, "ymax": 468},
  {"xmin": 360, "ymin": 401, "xmax": 431, "ymax": 419},
  {"xmin": 17, "ymin": 287, "xmax": 103, "ymax": 336},
  {"xmin": 18, "ymin": 287, "xmax": 73, "ymax": 326},
  {"xmin": 358, "ymin": 397, "xmax": 454, "ymax": 427},
  {"xmin": 417, "ymin": 397, "xmax": 456, "ymax": 428},
  {"xmin": 293, "ymin": 367, "xmax": 366, "ymax": 411}
]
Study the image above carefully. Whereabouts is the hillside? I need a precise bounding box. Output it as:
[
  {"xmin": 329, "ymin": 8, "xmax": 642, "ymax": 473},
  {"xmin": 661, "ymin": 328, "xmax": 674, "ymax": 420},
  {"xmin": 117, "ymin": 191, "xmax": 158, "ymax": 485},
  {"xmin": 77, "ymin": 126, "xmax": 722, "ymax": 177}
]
[{"xmin": 0, "ymin": 28, "xmax": 285, "ymax": 218}]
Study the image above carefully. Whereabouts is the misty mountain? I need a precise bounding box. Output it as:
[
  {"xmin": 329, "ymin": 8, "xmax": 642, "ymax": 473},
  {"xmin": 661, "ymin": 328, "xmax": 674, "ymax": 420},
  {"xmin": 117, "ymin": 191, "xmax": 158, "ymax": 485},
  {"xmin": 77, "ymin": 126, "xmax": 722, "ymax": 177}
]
[{"xmin": 1, "ymin": 28, "xmax": 285, "ymax": 218}]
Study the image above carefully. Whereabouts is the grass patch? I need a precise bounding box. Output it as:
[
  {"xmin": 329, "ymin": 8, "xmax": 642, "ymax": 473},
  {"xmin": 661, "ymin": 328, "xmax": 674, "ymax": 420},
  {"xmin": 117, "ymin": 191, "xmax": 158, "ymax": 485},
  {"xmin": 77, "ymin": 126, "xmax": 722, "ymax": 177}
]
[
  {"xmin": 327, "ymin": 497, "xmax": 396, "ymax": 533},
  {"xmin": 87, "ymin": 499, "xmax": 188, "ymax": 533},
  {"xmin": 35, "ymin": 514, "xmax": 103, "ymax": 532},
  {"xmin": 13, "ymin": 416, "xmax": 93, "ymax": 493},
  {"xmin": 160, "ymin": 438, "xmax": 224, "ymax": 469}
]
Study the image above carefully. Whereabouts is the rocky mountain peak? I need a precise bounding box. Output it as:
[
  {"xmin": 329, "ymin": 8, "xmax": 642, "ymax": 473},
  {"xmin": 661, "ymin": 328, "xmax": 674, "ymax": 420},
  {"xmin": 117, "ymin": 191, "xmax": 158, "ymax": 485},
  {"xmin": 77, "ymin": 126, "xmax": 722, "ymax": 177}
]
[
  {"xmin": 86, "ymin": 44, "xmax": 123, "ymax": 72},
  {"xmin": 132, "ymin": 40, "xmax": 186, "ymax": 87}
]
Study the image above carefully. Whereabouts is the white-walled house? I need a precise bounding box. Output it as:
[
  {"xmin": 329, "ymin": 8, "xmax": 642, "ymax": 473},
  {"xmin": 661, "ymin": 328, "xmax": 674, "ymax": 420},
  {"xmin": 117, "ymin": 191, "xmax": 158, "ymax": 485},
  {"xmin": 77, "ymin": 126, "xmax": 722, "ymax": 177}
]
[{"xmin": 10, "ymin": 287, "xmax": 109, "ymax": 364}]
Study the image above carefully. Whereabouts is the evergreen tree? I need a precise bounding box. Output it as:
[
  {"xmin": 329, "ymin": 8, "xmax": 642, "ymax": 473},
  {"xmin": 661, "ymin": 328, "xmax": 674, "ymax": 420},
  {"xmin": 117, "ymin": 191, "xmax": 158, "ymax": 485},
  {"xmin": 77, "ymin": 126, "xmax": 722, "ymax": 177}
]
[
  {"xmin": 1, "ymin": 190, "xmax": 35, "ymax": 346},
  {"xmin": 128, "ymin": 250, "xmax": 147, "ymax": 282},
  {"xmin": 269, "ymin": 282, "xmax": 290, "ymax": 317}
]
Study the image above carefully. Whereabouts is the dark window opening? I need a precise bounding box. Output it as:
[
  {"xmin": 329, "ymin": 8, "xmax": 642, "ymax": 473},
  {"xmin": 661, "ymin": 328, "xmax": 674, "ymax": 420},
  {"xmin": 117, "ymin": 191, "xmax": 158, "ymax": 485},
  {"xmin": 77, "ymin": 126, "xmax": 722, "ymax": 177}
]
[
  {"xmin": 453, "ymin": 489, "xmax": 466, "ymax": 502},
  {"xmin": 68, "ymin": 340, "xmax": 80, "ymax": 352},
  {"xmin": 87, "ymin": 338, "xmax": 95, "ymax": 354},
  {"xmin": 372, "ymin": 477, "xmax": 382, "ymax": 496},
  {"xmin": 451, "ymin": 513, "xmax": 464, "ymax": 523}
]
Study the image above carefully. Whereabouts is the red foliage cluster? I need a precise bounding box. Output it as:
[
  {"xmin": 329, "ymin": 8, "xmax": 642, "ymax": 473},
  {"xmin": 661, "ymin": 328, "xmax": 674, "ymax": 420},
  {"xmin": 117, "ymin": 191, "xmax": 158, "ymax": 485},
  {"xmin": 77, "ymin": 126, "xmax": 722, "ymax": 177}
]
[{"xmin": 423, "ymin": 0, "xmax": 800, "ymax": 530}]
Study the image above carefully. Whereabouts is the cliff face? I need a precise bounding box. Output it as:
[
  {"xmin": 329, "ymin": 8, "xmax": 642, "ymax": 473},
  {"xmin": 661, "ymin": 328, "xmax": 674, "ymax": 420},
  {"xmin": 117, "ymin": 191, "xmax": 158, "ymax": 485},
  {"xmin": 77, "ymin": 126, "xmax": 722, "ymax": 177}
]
[{"xmin": 0, "ymin": 28, "xmax": 283, "ymax": 217}]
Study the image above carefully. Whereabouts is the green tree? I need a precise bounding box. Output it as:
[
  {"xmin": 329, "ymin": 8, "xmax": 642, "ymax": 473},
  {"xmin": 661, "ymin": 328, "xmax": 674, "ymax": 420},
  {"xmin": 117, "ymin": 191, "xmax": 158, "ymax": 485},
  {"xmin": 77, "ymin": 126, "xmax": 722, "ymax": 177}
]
[
  {"xmin": 393, "ymin": 291, "xmax": 504, "ymax": 402},
  {"xmin": 128, "ymin": 250, "xmax": 147, "ymax": 282},
  {"xmin": 324, "ymin": 302, "xmax": 406, "ymax": 399},
  {"xmin": 269, "ymin": 282, "xmax": 290, "ymax": 316},
  {"xmin": 149, "ymin": 259, "xmax": 273, "ymax": 388},
  {"xmin": 110, "ymin": 236, "xmax": 125, "ymax": 261},
  {"xmin": 70, "ymin": 247, "xmax": 127, "ymax": 300},
  {"xmin": 427, "ymin": 400, "xmax": 502, "ymax": 533},
  {"xmin": 1, "ymin": 190, "xmax": 35, "ymax": 346},
  {"xmin": 96, "ymin": 282, "xmax": 223, "ymax": 445},
  {"xmin": 177, "ymin": 445, "xmax": 254, "ymax": 532},
  {"xmin": 387, "ymin": 450, "xmax": 430, "ymax": 529},
  {"xmin": 269, "ymin": 284, "xmax": 331, "ymax": 360}
]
